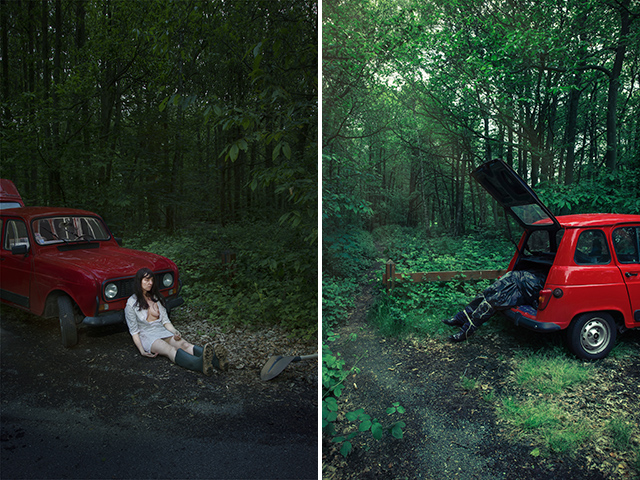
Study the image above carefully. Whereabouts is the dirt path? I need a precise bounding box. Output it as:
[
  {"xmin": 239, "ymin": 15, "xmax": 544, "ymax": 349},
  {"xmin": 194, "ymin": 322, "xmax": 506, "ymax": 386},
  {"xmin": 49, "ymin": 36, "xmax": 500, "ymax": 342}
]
[
  {"xmin": 322, "ymin": 261, "xmax": 640, "ymax": 480},
  {"xmin": 1, "ymin": 307, "xmax": 317, "ymax": 480}
]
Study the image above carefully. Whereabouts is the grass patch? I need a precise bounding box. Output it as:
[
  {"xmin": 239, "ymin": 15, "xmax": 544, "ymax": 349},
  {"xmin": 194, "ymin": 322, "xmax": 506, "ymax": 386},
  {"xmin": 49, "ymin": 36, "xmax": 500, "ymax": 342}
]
[
  {"xmin": 607, "ymin": 417, "xmax": 632, "ymax": 449},
  {"xmin": 497, "ymin": 397, "xmax": 592, "ymax": 454},
  {"xmin": 460, "ymin": 376, "xmax": 477, "ymax": 391},
  {"xmin": 514, "ymin": 350, "xmax": 593, "ymax": 394},
  {"xmin": 496, "ymin": 351, "xmax": 597, "ymax": 455}
]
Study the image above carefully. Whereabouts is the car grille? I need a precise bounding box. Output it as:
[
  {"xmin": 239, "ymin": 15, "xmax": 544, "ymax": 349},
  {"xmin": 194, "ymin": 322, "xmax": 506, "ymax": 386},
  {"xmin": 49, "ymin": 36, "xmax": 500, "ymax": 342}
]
[{"xmin": 109, "ymin": 278, "xmax": 135, "ymax": 300}]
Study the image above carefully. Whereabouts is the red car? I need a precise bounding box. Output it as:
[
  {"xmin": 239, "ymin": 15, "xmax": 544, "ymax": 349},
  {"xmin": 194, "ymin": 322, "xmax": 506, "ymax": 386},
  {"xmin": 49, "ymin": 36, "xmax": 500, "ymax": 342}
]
[
  {"xmin": 0, "ymin": 200, "xmax": 183, "ymax": 347},
  {"xmin": 473, "ymin": 160, "xmax": 640, "ymax": 359}
]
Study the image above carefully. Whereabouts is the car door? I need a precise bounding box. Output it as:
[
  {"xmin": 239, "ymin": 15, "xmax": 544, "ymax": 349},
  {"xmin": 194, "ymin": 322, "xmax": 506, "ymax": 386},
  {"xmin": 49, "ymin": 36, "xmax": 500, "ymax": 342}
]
[
  {"xmin": 0, "ymin": 217, "xmax": 32, "ymax": 309},
  {"xmin": 472, "ymin": 159, "xmax": 561, "ymax": 232},
  {"xmin": 612, "ymin": 225, "xmax": 640, "ymax": 323}
]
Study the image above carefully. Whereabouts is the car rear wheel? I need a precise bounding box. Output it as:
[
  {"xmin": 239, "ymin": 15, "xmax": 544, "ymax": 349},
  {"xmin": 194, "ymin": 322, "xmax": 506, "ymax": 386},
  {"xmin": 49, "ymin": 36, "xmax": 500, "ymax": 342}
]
[
  {"xmin": 58, "ymin": 295, "xmax": 78, "ymax": 348},
  {"xmin": 566, "ymin": 312, "xmax": 616, "ymax": 360}
]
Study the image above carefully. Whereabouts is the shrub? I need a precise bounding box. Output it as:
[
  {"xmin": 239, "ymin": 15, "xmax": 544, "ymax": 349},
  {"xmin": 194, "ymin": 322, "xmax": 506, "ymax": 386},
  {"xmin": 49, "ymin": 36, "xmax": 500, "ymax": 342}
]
[{"xmin": 125, "ymin": 221, "xmax": 317, "ymax": 337}]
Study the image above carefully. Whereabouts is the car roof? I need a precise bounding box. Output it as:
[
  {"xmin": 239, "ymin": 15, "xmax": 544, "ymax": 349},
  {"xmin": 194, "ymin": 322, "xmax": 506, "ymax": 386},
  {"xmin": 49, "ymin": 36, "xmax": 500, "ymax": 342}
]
[
  {"xmin": 0, "ymin": 206, "xmax": 101, "ymax": 220},
  {"xmin": 554, "ymin": 213, "xmax": 640, "ymax": 228},
  {"xmin": 0, "ymin": 179, "xmax": 25, "ymax": 206}
]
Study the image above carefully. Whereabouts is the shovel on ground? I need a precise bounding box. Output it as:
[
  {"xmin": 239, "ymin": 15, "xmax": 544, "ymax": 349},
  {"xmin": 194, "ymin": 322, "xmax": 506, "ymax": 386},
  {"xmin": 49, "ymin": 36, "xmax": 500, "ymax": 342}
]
[{"xmin": 260, "ymin": 353, "xmax": 318, "ymax": 381}]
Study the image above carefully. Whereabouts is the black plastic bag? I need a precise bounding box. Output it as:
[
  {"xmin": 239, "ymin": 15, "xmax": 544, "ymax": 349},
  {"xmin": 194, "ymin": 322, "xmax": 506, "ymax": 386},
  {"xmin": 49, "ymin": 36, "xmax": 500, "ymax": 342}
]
[{"xmin": 483, "ymin": 270, "xmax": 546, "ymax": 309}]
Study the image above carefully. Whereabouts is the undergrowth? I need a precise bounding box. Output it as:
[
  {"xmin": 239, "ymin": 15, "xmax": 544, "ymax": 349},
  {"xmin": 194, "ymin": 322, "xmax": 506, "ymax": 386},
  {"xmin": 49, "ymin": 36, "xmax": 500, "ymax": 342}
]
[
  {"xmin": 125, "ymin": 221, "xmax": 317, "ymax": 338},
  {"xmin": 322, "ymin": 227, "xmax": 406, "ymax": 457}
]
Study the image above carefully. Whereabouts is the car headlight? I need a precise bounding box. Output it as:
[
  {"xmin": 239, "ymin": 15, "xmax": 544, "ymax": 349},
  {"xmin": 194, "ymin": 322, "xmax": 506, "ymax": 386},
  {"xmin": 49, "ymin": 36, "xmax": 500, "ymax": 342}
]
[
  {"xmin": 105, "ymin": 283, "xmax": 118, "ymax": 299},
  {"xmin": 162, "ymin": 273, "xmax": 174, "ymax": 288}
]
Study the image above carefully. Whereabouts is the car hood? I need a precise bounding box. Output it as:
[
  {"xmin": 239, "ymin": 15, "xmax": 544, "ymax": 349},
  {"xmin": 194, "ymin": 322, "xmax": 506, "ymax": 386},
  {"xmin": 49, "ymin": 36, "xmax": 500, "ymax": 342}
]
[
  {"xmin": 472, "ymin": 159, "xmax": 561, "ymax": 231},
  {"xmin": 37, "ymin": 244, "xmax": 175, "ymax": 280}
]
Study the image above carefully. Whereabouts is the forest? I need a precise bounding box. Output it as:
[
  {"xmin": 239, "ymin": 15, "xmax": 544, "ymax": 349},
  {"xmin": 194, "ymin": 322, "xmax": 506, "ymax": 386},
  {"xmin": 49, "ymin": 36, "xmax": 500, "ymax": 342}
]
[
  {"xmin": 1, "ymin": 0, "xmax": 318, "ymax": 336},
  {"xmin": 322, "ymin": 0, "xmax": 640, "ymax": 477},
  {"xmin": 323, "ymin": 0, "xmax": 640, "ymax": 238}
]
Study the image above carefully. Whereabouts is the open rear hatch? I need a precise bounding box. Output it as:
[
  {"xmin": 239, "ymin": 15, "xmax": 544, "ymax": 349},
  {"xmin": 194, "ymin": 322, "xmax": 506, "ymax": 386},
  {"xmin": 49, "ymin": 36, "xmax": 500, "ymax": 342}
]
[
  {"xmin": 471, "ymin": 159, "xmax": 561, "ymax": 232},
  {"xmin": 472, "ymin": 160, "xmax": 562, "ymax": 332}
]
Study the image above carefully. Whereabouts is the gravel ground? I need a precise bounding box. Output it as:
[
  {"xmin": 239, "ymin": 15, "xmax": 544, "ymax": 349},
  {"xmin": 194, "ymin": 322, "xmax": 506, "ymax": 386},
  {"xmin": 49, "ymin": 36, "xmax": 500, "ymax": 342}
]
[{"xmin": 1, "ymin": 306, "xmax": 318, "ymax": 480}]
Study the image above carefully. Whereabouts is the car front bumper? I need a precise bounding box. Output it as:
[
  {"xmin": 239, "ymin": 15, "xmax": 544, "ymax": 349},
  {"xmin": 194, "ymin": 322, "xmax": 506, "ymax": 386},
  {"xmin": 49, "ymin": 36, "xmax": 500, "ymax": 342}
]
[{"xmin": 82, "ymin": 296, "xmax": 185, "ymax": 327}]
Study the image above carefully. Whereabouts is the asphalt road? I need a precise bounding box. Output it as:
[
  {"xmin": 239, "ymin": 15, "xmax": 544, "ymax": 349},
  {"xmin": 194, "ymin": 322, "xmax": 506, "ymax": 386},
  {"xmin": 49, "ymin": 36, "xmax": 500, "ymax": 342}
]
[{"xmin": 0, "ymin": 308, "xmax": 318, "ymax": 480}]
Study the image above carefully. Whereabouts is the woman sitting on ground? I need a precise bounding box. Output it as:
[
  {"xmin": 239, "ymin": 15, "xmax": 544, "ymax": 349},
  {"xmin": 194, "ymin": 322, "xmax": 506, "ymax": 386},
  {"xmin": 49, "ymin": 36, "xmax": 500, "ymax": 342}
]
[{"xmin": 125, "ymin": 268, "xmax": 227, "ymax": 375}]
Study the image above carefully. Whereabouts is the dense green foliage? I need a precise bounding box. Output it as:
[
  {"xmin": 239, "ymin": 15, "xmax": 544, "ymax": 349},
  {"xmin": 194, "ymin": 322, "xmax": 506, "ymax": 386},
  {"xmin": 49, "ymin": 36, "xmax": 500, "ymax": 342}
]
[
  {"xmin": 365, "ymin": 227, "xmax": 513, "ymax": 338},
  {"xmin": 1, "ymin": 0, "xmax": 316, "ymax": 235},
  {"xmin": 1, "ymin": 0, "xmax": 317, "ymax": 335},
  {"xmin": 323, "ymin": 0, "xmax": 640, "ymax": 236},
  {"xmin": 126, "ymin": 222, "xmax": 316, "ymax": 337}
]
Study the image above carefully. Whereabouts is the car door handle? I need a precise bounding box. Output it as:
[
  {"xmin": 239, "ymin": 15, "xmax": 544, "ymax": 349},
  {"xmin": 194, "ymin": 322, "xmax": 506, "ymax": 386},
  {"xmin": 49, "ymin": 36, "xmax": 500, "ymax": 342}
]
[{"xmin": 625, "ymin": 272, "xmax": 638, "ymax": 278}]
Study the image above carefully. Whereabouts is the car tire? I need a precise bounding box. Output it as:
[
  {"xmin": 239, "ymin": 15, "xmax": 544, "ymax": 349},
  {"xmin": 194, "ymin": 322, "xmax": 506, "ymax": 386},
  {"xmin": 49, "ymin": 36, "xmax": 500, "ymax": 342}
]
[
  {"xmin": 566, "ymin": 312, "xmax": 616, "ymax": 360},
  {"xmin": 58, "ymin": 295, "xmax": 78, "ymax": 348}
]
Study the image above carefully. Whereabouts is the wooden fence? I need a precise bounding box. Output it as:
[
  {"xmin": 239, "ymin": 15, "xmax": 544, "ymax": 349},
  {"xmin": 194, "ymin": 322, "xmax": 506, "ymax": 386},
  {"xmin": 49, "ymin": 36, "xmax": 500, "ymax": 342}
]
[{"xmin": 383, "ymin": 260, "xmax": 507, "ymax": 292}]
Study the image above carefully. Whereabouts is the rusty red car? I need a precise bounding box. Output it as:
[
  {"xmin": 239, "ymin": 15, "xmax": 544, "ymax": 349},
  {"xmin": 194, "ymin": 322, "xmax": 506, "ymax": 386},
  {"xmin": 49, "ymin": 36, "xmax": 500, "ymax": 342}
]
[{"xmin": 0, "ymin": 200, "xmax": 183, "ymax": 347}]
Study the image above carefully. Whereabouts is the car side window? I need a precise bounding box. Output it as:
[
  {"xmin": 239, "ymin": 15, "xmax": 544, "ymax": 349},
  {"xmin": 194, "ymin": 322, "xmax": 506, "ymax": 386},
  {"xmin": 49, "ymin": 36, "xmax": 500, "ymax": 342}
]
[
  {"xmin": 526, "ymin": 230, "xmax": 550, "ymax": 253},
  {"xmin": 612, "ymin": 227, "xmax": 640, "ymax": 264},
  {"xmin": 3, "ymin": 219, "xmax": 30, "ymax": 251},
  {"xmin": 574, "ymin": 229, "xmax": 611, "ymax": 265}
]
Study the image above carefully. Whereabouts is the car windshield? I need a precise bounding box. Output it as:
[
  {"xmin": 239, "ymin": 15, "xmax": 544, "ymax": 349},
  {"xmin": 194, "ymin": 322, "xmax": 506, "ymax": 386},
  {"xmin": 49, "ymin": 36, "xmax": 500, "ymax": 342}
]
[{"xmin": 32, "ymin": 216, "xmax": 110, "ymax": 245}]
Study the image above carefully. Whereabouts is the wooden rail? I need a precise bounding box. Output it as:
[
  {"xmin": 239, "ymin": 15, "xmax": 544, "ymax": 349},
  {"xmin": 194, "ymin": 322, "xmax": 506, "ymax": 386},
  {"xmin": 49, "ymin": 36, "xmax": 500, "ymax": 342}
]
[{"xmin": 383, "ymin": 260, "xmax": 507, "ymax": 291}]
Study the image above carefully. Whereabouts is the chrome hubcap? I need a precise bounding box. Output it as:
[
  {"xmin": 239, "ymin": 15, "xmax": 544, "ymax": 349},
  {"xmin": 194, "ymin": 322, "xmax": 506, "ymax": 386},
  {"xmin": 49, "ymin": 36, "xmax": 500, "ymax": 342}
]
[{"xmin": 580, "ymin": 319, "xmax": 610, "ymax": 354}]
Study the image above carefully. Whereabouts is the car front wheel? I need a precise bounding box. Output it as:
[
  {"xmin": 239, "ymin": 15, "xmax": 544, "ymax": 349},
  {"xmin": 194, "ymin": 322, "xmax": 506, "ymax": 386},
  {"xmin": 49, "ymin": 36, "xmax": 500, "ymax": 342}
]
[
  {"xmin": 58, "ymin": 295, "xmax": 78, "ymax": 348},
  {"xmin": 566, "ymin": 312, "xmax": 616, "ymax": 360}
]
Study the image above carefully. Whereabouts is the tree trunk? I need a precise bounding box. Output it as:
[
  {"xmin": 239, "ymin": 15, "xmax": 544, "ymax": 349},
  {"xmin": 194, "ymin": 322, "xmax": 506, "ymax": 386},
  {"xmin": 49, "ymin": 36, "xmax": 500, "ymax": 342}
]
[{"xmin": 605, "ymin": 0, "xmax": 631, "ymax": 172}]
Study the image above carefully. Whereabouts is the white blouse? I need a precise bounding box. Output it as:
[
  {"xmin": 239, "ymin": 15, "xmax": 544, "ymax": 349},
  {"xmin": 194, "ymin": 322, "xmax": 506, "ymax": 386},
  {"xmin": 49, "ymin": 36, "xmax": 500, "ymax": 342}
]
[{"xmin": 124, "ymin": 294, "xmax": 171, "ymax": 336}]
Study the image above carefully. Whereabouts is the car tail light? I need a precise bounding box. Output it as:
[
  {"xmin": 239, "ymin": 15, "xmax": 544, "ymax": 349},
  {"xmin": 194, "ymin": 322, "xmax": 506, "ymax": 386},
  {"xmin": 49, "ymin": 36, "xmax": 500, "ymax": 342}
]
[{"xmin": 538, "ymin": 289, "xmax": 553, "ymax": 311}]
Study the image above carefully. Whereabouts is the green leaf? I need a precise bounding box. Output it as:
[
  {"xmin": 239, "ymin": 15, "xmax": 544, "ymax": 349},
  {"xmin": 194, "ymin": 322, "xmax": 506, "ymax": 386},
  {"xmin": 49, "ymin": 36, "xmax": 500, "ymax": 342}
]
[
  {"xmin": 371, "ymin": 422, "xmax": 383, "ymax": 440},
  {"xmin": 324, "ymin": 397, "xmax": 338, "ymax": 412},
  {"xmin": 531, "ymin": 447, "xmax": 541, "ymax": 457},
  {"xmin": 345, "ymin": 411, "xmax": 358, "ymax": 422},
  {"xmin": 359, "ymin": 420, "xmax": 372, "ymax": 432},
  {"xmin": 229, "ymin": 143, "xmax": 239, "ymax": 161},
  {"xmin": 272, "ymin": 142, "xmax": 282, "ymax": 161},
  {"xmin": 340, "ymin": 441, "xmax": 352, "ymax": 458},
  {"xmin": 159, "ymin": 96, "xmax": 170, "ymax": 112}
]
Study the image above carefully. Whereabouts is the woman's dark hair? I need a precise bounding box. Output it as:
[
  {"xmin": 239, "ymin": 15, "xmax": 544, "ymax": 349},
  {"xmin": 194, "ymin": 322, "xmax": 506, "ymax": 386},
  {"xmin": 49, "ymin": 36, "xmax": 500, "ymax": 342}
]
[{"xmin": 132, "ymin": 267, "xmax": 165, "ymax": 310}]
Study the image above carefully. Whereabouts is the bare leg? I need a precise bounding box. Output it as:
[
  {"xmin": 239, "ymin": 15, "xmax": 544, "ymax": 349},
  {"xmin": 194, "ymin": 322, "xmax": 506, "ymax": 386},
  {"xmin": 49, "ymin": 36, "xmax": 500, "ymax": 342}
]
[
  {"xmin": 150, "ymin": 338, "xmax": 178, "ymax": 362},
  {"xmin": 167, "ymin": 337, "xmax": 194, "ymax": 355}
]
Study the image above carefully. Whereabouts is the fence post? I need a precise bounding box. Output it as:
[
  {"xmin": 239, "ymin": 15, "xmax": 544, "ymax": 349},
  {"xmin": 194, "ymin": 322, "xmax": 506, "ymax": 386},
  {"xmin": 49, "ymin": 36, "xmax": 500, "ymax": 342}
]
[
  {"xmin": 385, "ymin": 260, "xmax": 396, "ymax": 292},
  {"xmin": 221, "ymin": 250, "xmax": 237, "ymax": 283}
]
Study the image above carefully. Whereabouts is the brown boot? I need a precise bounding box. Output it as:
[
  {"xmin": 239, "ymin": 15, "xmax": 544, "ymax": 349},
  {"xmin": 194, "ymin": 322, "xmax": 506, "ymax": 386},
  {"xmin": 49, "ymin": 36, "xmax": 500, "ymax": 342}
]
[{"xmin": 212, "ymin": 344, "xmax": 228, "ymax": 371}]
